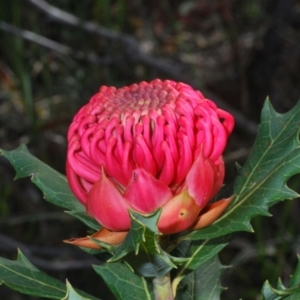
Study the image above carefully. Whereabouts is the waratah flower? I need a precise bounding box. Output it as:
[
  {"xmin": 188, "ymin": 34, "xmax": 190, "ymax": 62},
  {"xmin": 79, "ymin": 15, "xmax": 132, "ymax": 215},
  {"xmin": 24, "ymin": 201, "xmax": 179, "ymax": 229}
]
[{"xmin": 66, "ymin": 79, "xmax": 234, "ymax": 245}]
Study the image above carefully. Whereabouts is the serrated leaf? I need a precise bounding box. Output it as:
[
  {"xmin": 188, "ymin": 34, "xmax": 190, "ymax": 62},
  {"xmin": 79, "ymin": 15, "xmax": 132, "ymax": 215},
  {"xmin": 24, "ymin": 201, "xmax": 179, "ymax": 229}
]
[
  {"xmin": 93, "ymin": 262, "xmax": 154, "ymax": 300},
  {"xmin": 16, "ymin": 249, "xmax": 39, "ymax": 271},
  {"xmin": 110, "ymin": 210, "xmax": 175, "ymax": 277},
  {"xmin": 63, "ymin": 280, "xmax": 94, "ymax": 300},
  {"xmin": 179, "ymin": 236, "xmax": 230, "ymax": 271},
  {"xmin": 186, "ymin": 99, "xmax": 300, "ymax": 240},
  {"xmin": 0, "ymin": 250, "xmax": 99, "ymax": 299},
  {"xmin": 124, "ymin": 249, "xmax": 175, "ymax": 278},
  {"xmin": 261, "ymin": 281, "xmax": 300, "ymax": 300},
  {"xmin": 261, "ymin": 256, "xmax": 300, "ymax": 300},
  {"xmin": 172, "ymin": 236, "xmax": 230, "ymax": 294},
  {"xmin": 111, "ymin": 210, "xmax": 161, "ymax": 261},
  {"xmin": 175, "ymin": 255, "xmax": 226, "ymax": 300},
  {"xmin": 0, "ymin": 144, "xmax": 81, "ymax": 211},
  {"xmin": 261, "ymin": 281, "xmax": 286, "ymax": 300},
  {"xmin": 0, "ymin": 144, "xmax": 96, "ymax": 229}
]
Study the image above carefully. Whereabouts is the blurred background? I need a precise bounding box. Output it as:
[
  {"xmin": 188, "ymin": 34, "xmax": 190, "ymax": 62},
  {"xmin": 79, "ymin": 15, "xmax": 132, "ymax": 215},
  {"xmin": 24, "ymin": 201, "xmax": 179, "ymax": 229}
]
[{"xmin": 1, "ymin": 0, "xmax": 300, "ymax": 299}]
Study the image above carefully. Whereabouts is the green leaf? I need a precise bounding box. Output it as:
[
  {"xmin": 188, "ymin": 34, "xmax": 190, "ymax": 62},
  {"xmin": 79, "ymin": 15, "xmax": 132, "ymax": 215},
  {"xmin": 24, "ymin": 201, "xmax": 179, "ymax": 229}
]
[
  {"xmin": 172, "ymin": 236, "xmax": 230, "ymax": 294},
  {"xmin": 123, "ymin": 250, "xmax": 175, "ymax": 279},
  {"xmin": 0, "ymin": 250, "xmax": 99, "ymax": 299},
  {"xmin": 0, "ymin": 144, "xmax": 97, "ymax": 229},
  {"xmin": 111, "ymin": 210, "xmax": 162, "ymax": 261},
  {"xmin": 186, "ymin": 99, "xmax": 300, "ymax": 240},
  {"xmin": 179, "ymin": 236, "xmax": 230, "ymax": 271},
  {"xmin": 63, "ymin": 281, "xmax": 94, "ymax": 300},
  {"xmin": 175, "ymin": 255, "xmax": 226, "ymax": 300},
  {"xmin": 261, "ymin": 281, "xmax": 300, "ymax": 300},
  {"xmin": 109, "ymin": 210, "xmax": 176, "ymax": 278},
  {"xmin": 93, "ymin": 261, "xmax": 154, "ymax": 300},
  {"xmin": 0, "ymin": 144, "xmax": 81, "ymax": 211},
  {"xmin": 16, "ymin": 250, "xmax": 39, "ymax": 271},
  {"xmin": 261, "ymin": 256, "xmax": 300, "ymax": 300}
]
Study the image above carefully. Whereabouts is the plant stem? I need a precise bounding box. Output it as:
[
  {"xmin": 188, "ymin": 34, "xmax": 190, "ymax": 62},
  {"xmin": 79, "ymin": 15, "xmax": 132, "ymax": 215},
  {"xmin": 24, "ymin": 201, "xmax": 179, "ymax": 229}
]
[{"xmin": 153, "ymin": 273, "xmax": 174, "ymax": 300}]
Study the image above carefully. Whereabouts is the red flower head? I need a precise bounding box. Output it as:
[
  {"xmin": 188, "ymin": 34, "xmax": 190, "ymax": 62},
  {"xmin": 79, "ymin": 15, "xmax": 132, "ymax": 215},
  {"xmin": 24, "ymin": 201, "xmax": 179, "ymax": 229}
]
[{"xmin": 66, "ymin": 79, "xmax": 234, "ymax": 239}]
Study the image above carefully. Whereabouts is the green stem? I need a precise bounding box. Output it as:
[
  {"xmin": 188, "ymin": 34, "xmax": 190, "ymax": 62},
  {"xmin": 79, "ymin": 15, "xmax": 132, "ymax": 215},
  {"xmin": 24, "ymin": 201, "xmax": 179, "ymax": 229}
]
[{"xmin": 153, "ymin": 273, "xmax": 174, "ymax": 300}]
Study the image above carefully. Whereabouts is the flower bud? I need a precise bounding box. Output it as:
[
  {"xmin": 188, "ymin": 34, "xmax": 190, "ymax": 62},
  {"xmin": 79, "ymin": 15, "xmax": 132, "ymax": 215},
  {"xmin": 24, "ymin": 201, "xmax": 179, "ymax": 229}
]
[{"xmin": 66, "ymin": 79, "xmax": 234, "ymax": 239}]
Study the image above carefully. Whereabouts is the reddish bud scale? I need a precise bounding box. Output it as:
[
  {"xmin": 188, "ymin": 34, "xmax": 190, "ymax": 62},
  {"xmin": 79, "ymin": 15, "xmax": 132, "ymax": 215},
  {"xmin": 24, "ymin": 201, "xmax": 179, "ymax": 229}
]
[{"xmin": 66, "ymin": 79, "xmax": 234, "ymax": 234}]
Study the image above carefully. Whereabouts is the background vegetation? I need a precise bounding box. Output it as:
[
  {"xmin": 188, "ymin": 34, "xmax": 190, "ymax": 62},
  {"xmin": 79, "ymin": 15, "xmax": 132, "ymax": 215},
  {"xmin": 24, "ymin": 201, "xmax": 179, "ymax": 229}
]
[{"xmin": 1, "ymin": 0, "xmax": 300, "ymax": 299}]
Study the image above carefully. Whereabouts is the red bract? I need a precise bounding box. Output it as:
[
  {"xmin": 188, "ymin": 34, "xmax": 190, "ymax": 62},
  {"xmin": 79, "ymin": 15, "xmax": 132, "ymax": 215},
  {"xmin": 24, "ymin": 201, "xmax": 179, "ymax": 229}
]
[{"xmin": 66, "ymin": 79, "xmax": 234, "ymax": 242}]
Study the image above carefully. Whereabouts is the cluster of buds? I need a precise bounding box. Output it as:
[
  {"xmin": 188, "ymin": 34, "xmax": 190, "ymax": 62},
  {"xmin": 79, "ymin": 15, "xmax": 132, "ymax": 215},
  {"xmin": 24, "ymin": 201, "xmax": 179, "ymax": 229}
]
[{"xmin": 66, "ymin": 79, "xmax": 234, "ymax": 246}]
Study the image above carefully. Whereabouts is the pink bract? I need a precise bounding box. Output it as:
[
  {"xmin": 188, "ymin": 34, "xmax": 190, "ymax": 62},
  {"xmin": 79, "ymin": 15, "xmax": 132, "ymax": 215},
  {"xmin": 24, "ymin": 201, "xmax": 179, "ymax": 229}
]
[{"xmin": 66, "ymin": 79, "xmax": 234, "ymax": 235}]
